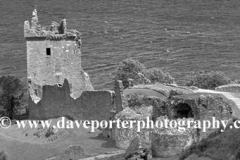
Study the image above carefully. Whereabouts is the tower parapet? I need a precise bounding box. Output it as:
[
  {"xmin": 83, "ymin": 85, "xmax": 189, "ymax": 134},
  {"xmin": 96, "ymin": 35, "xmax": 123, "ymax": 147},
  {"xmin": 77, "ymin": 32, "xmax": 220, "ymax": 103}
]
[{"xmin": 24, "ymin": 9, "xmax": 81, "ymax": 47}]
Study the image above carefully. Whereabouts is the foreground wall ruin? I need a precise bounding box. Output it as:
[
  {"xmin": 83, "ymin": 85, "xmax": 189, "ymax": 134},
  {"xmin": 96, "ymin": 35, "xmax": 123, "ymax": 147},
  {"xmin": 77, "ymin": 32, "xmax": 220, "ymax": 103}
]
[{"xmin": 29, "ymin": 79, "xmax": 115, "ymax": 121}]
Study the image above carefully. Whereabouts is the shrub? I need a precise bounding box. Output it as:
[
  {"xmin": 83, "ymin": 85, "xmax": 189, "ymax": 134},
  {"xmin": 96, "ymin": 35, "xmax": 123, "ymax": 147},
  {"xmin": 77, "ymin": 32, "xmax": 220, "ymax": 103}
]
[
  {"xmin": 0, "ymin": 151, "xmax": 7, "ymax": 160},
  {"xmin": 45, "ymin": 127, "xmax": 55, "ymax": 138},
  {"xmin": 235, "ymin": 148, "xmax": 240, "ymax": 160},
  {"xmin": 126, "ymin": 93, "xmax": 148, "ymax": 107},
  {"xmin": 185, "ymin": 71, "xmax": 231, "ymax": 90},
  {"xmin": 115, "ymin": 58, "xmax": 174, "ymax": 88},
  {"xmin": 115, "ymin": 58, "xmax": 149, "ymax": 88},
  {"xmin": 146, "ymin": 67, "xmax": 174, "ymax": 84},
  {"xmin": 0, "ymin": 76, "xmax": 24, "ymax": 119}
]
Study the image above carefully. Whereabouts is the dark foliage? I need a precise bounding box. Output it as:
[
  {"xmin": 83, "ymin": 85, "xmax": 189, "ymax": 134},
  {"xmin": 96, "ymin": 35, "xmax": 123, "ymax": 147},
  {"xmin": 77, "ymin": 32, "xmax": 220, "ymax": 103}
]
[
  {"xmin": 0, "ymin": 151, "xmax": 7, "ymax": 160},
  {"xmin": 146, "ymin": 67, "xmax": 174, "ymax": 84},
  {"xmin": 115, "ymin": 58, "xmax": 174, "ymax": 88},
  {"xmin": 126, "ymin": 93, "xmax": 148, "ymax": 107},
  {"xmin": 0, "ymin": 76, "xmax": 24, "ymax": 119},
  {"xmin": 186, "ymin": 71, "xmax": 231, "ymax": 89}
]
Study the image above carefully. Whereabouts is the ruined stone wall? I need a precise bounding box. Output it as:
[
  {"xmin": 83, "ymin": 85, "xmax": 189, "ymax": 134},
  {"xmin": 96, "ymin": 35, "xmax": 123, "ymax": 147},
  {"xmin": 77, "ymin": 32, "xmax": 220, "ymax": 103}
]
[
  {"xmin": 215, "ymin": 84, "xmax": 240, "ymax": 93},
  {"xmin": 126, "ymin": 94, "xmax": 167, "ymax": 121},
  {"xmin": 114, "ymin": 80, "xmax": 128, "ymax": 113},
  {"xmin": 27, "ymin": 39, "xmax": 93, "ymax": 101},
  {"xmin": 167, "ymin": 94, "xmax": 232, "ymax": 139},
  {"xmin": 28, "ymin": 79, "xmax": 114, "ymax": 121},
  {"xmin": 114, "ymin": 107, "xmax": 152, "ymax": 150},
  {"xmin": 151, "ymin": 94, "xmax": 233, "ymax": 158}
]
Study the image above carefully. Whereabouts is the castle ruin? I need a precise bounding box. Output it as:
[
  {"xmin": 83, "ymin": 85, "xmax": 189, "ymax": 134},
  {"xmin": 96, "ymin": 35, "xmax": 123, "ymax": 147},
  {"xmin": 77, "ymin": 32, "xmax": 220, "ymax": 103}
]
[
  {"xmin": 24, "ymin": 9, "xmax": 237, "ymax": 159},
  {"xmin": 25, "ymin": 9, "xmax": 93, "ymax": 103},
  {"xmin": 25, "ymin": 9, "xmax": 115, "ymax": 121}
]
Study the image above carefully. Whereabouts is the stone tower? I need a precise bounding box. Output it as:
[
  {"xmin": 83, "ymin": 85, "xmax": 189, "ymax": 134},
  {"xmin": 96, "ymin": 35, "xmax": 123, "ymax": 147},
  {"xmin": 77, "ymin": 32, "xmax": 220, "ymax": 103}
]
[{"xmin": 24, "ymin": 9, "xmax": 93, "ymax": 103}]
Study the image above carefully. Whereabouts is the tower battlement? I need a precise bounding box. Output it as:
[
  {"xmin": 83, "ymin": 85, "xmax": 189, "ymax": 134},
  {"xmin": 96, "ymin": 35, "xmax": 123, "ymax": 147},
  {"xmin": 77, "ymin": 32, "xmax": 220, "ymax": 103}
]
[{"xmin": 24, "ymin": 9, "xmax": 81, "ymax": 43}]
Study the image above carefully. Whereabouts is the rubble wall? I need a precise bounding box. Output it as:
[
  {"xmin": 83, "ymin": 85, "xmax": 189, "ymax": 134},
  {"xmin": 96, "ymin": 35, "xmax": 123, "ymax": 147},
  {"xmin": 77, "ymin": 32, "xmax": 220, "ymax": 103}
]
[
  {"xmin": 167, "ymin": 94, "xmax": 232, "ymax": 140},
  {"xmin": 28, "ymin": 79, "xmax": 114, "ymax": 121}
]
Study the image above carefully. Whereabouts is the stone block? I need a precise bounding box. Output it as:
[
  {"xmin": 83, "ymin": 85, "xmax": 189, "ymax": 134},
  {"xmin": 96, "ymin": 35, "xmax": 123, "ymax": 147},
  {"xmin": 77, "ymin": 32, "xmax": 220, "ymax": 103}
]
[
  {"xmin": 114, "ymin": 107, "xmax": 151, "ymax": 150},
  {"xmin": 151, "ymin": 117, "xmax": 198, "ymax": 158}
]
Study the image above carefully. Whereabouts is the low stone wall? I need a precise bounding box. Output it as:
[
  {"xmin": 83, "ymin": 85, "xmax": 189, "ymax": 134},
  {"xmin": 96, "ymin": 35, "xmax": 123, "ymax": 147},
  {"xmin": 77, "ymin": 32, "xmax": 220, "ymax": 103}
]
[
  {"xmin": 215, "ymin": 84, "xmax": 240, "ymax": 92},
  {"xmin": 28, "ymin": 79, "xmax": 115, "ymax": 121}
]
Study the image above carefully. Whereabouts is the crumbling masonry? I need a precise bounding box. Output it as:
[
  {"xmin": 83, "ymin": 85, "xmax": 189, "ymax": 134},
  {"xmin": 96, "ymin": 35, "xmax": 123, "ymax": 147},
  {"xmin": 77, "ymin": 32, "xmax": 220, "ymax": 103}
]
[
  {"xmin": 25, "ymin": 9, "xmax": 93, "ymax": 102},
  {"xmin": 25, "ymin": 9, "xmax": 115, "ymax": 121}
]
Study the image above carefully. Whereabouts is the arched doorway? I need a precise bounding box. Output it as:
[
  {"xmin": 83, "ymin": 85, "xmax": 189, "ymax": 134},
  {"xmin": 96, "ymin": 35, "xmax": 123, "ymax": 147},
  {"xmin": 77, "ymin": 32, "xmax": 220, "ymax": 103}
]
[{"xmin": 173, "ymin": 103, "xmax": 194, "ymax": 119}]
